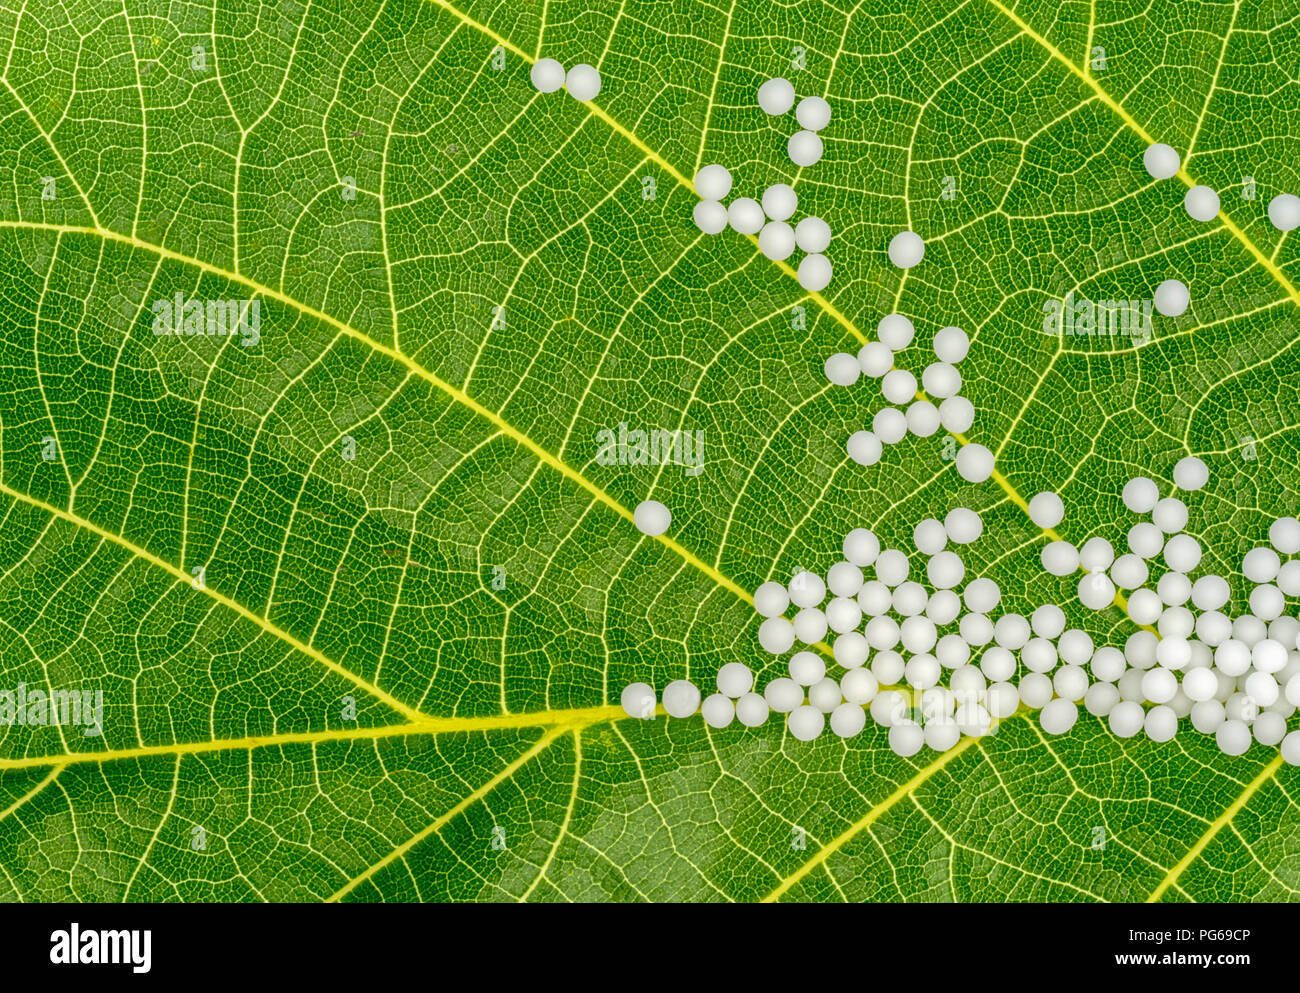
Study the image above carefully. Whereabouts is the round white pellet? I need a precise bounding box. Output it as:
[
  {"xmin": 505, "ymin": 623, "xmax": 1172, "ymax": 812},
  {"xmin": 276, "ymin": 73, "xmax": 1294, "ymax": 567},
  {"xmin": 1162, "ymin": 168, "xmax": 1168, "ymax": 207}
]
[
  {"xmin": 873, "ymin": 407, "xmax": 907, "ymax": 445},
  {"xmin": 987, "ymin": 681, "xmax": 1020, "ymax": 718},
  {"xmin": 888, "ymin": 720, "xmax": 924, "ymax": 756},
  {"xmin": 1142, "ymin": 667, "xmax": 1177, "ymax": 704},
  {"xmin": 1268, "ymin": 193, "xmax": 1300, "ymax": 232},
  {"xmin": 913, "ymin": 518, "xmax": 947, "ymax": 556},
  {"xmin": 1154, "ymin": 278, "xmax": 1190, "ymax": 317},
  {"xmin": 858, "ymin": 341, "xmax": 893, "ymax": 377},
  {"xmin": 530, "ymin": 58, "xmax": 567, "ymax": 92},
  {"xmin": 944, "ymin": 507, "xmax": 983, "ymax": 545},
  {"xmin": 787, "ymin": 704, "xmax": 824, "ymax": 741},
  {"xmin": 787, "ymin": 130, "xmax": 824, "ymax": 167},
  {"xmin": 716, "ymin": 662, "xmax": 754, "ymax": 698},
  {"xmin": 1110, "ymin": 553, "xmax": 1149, "ymax": 590},
  {"xmin": 1143, "ymin": 143, "xmax": 1181, "ymax": 180},
  {"xmin": 808, "ymin": 677, "xmax": 841, "ymax": 712},
  {"xmin": 994, "ymin": 613, "xmax": 1031, "ymax": 650},
  {"xmin": 1157, "ymin": 571, "xmax": 1192, "ymax": 607},
  {"xmin": 788, "ymin": 650, "xmax": 825, "ymax": 686},
  {"xmin": 764, "ymin": 677, "xmax": 803, "ymax": 712},
  {"xmin": 1277, "ymin": 561, "xmax": 1300, "ymax": 596},
  {"xmin": 927, "ymin": 550, "xmax": 965, "ymax": 590},
  {"xmin": 1041, "ymin": 541, "xmax": 1079, "ymax": 576},
  {"xmin": 1190, "ymin": 574, "xmax": 1229, "ymax": 611},
  {"xmin": 871, "ymin": 651, "xmax": 905, "ymax": 687},
  {"xmin": 865, "ymin": 615, "xmax": 900, "ymax": 650},
  {"xmin": 936, "ymin": 633, "xmax": 970, "ymax": 669},
  {"xmin": 1255, "ymin": 639, "xmax": 1289, "ymax": 674},
  {"xmin": 1182, "ymin": 667, "xmax": 1218, "ymax": 702},
  {"xmin": 789, "ymin": 570, "xmax": 826, "ymax": 608},
  {"xmin": 956, "ymin": 702, "xmax": 993, "ymax": 738},
  {"xmin": 1019, "ymin": 672, "xmax": 1054, "ymax": 708},
  {"xmin": 1054, "ymin": 665, "xmax": 1088, "ymax": 702},
  {"xmin": 1215, "ymin": 639, "xmax": 1251, "ymax": 677},
  {"xmin": 887, "ymin": 230, "xmax": 925, "ymax": 268},
  {"xmin": 1084, "ymin": 681, "xmax": 1120, "ymax": 717},
  {"xmin": 963, "ymin": 577, "xmax": 1001, "ymax": 614},
  {"xmin": 753, "ymin": 581, "xmax": 789, "ymax": 618},
  {"xmin": 1243, "ymin": 546, "xmax": 1280, "ymax": 583},
  {"xmin": 1245, "ymin": 670, "xmax": 1279, "ymax": 708},
  {"xmin": 1079, "ymin": 537, "xmax": 1115, "ymax": 573},
  {"xmin": 1031, "ymin": 604, "xmax": 1066, "ymax": 639},
  {"xmin": 959, "ymin": 612, "xmax": 993, "ymax": 648},
  {"xmin": 1158, "ymin": 605, "xmax": 1194, "ymax": 640},
  {"xmin": 1090, "ymin": 646, "xmax": 1126, "ymax": 682},
  {"xmin": 693, "ymin": 164, "xmax": 733, "ymax": 200},
  {"xmin": 564, "ymin": 63, "xmax": 602, "ymax": 101},
  {"xmin": 620, "ymin": 682, "xmax": 656, "ymax": 719},
  {"xmin": 795, "ymin": 95, "xmax": 831, "ymax": 131},
  {"xmin": 761, "ymin": 183, "xmax": 797, "ymax": 221},
  {"xmin": 1108, "ymin": 700, "xmax": 1146, "ymax": 738},
  {"xmin": 830, "ymin": 702, "xmax": 866, "ymax": 737},
  {"xmin": 1233, "ymin": 614, "xmax": 1267, "ymax": 647},
  {"xmin": 841, "ymin": 668, "xmax": 878, "ymax": 705},
  {"xmin": 1283, "ymin": 730, "xmax": 1300, "ymax": 765},
  {"xmin": 846, "ymin": 430, "xmax": 882, "ymax": 467},
  {"xmin": 1172, "ymin": 455, "xmax": 1209, "ymax": 491},
  {"xmin": 662, "ymin": 679, "xmax": 701, "ymax": 717},
  {"xmin": 692, "ymin": 199, "xmax": 728, "ymax": 234},
  {"xmin": 1250, "ymin": 584, "xmax": 1284, "ymax": 621},
  {"xmin": 955, "ymin": 444, "xmax": 995, "ymax": 483},
  {"xmin": 926, "ymin": 590, "xmax": 962, "ymax": 625},
  {"xmin": 1021, "ymin": 638, "xmax": 1058, "ymax": 674},
  {"xmin": 1125, "ymin": 630, "xmax": 1158, "ymax": 669},
  {"xmin": 1152, "ymin": 497, "xmax": 1188, "ymax": 534},
  {"xmin": 843, "ymin": 528, "xmax": 880, "ymax": 567},
  {"xmin": 825, "ymin": 562, "xmax": 863, "ymax": 600},
  {"xmin": 833, "ymin": 630, "xmax": 869, "ymax": 667},
  {"xmin": 1144, "ymin": 705, "xmax": 1178, "ymax": 742},
  {"xmin": 933, "ymin": 326, "xmax": 970, "ymax": 364},
  {"xmin": 1191, "ymin": 699, "xmax": 1226, "ymax": 734},
  {"xmin": 758, "ymin": 616, "xmax": 795, "ymax": 654},
  {"xmin": 1028, "ymin": 491, "xmax": 1064, "ymax": 529},
  {"xmin": 904, "ymin": 654, "xmax": 940, "ymax": 689},
  {"xmin": 938, "ymin": 396, "xmax": 975, "ymax": 434},
  {"xmin": 1127, "ymin": 589, "xmax": 1162, "ymax": 625},
  {"xmin": 857, "ymin": 580, "xmax": 892, "ymax": 616},
  {"xmin": 735, "ymin": 692, "xmax": 770, "ymax": 727},
  {"xmin": 876, "ymin": 313, "xmax": 915, "ymax": 351},
  {"xmin": 757, "ymin": 76, "xmax": 795, "ymax": 115},
  {"xmin": 1216, "ymin": 719, "xmax": 1251, "ymax": 756},
  {"xmin": 758, "ymin": 221, "xmax": 796, "ymax": 261},
  {"xmin": 1122, "ymin": 476, "xmax": 1159, "ymax": 513},
  {"xmin": 924, "ymin": 718, "xmax": 961, "ymax": 752},
  {"xmin": 794, "ymin": 216, "xmax": 831, "ymax": 253},
  {"xmin": 1183, "ymin": 184, "xmax": 1220, "ymax": 222},
  {"xmin": 1163, "ymin": 534, "xmax": 1202, "ymax": 573},
  {"xmin": 874, "ymin": 549, "xmax": 910, "ymax": 587},
  {"xmin": 1039, "ymin": 699, "xmax": 1078, "ymax": 735},
  {"xmin": 1269, "ymin": 516, "xmax": 1300, "ymax": 555},
  {"xmin": 634, "ymin": 499, "xmax": 671, "ymax": 536},
  {"xmin": 906, "ymin": 400, "xmax": 941, "ymax": 437},
  {"xmin": 727, "ymin": 197, "xmax": 765, "ymax": 234},
  {"xmin": 797, "ymin": 253, "xmax": 832, "ymax": 291},
  {"xmin": 921, "ymin": 362, "xmax": 961, "ymax": 400},
  {"xmin": 1058, "ymin": 629, "xmax": 1094, "ymax": 665},
  {"xmin": 881, "ymin": 368, "xmax": 918, "ymax": 405},
  {"xmin": 1128, "ymin": 523, "xmax": 1164, "ymax": 559},
  {"xmin": 1253, "ymin": 710, "xmax": 1286, "ymax": 747}
]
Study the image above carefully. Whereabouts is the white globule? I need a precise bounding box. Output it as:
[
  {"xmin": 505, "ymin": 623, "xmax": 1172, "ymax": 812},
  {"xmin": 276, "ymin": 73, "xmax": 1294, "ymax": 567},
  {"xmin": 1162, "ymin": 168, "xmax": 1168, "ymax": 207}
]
[
  {"xmin": 1028, "ymin": 491, "xmax": 1064, "ymax": 529},
  {"xmin": 758, "ymin": 221, "xmax": 796, "ymax": 261},
  {"xmin": 847, "ymin": 431, "xmax": 883, "ymax": 466},
  {"xmin": 798, "ymin": 253, "xmax": 832, "ymax": 292},
  {"xmin": 994, "ymin": 613, "xmax": 1031, "ymax": 650},
  {"xmin": 716, "ymin": 662, "xmax": 754, "ymax": 698},
  {"xmin": 858, "ymin": 341, "xmax": 893, "ymax": 377},
  {"xmin": 753, "ymin": 581, "xmax": 789, "ymax": 617},
  {"xmin": 793, "ymin": 607, "xmax": 827, "ymax": 644},
  {"xmin": 787, "ymin": 130, "xmax": 824, "ymax": 167},
  {"xmin": 787, "ymin": 705, "xmax": 825, "ymax": 741},
  {"xmin": 765, "ymin": 677, "xmax": 804, "ymax": 713},
  {"xmin": 1079, "ymin": 537, "xmax": 1114, "ymax": 573},
  {"xmin": 944, "ymin": 507, "xmax": 983, "ymax": 544},
  {"xmin": 824, "ymin": 351, "xmax": 860, "ymax": 386},
  {"xmin": 1040, "ymin": 699, "xmax": 1079, "ymax": 735},
  {"xmin": 761, "ymin": 183, "xmax": 798, "ymax": 221},
  {"xmin": 833, "ymin": 631, "xmax": 869, "ymax": 668},
  {"xmin": 843, "ymin": 528, "xmax": 880, "ymax": 567},
  {"xmin": 887, "ymin": 230, "xmax": 925, "ymax": 268},
  {"xmin": 906, "ymin": 400, "xmax": 941, "ymax": 437},
  {"xmin": 727, "ymin": 197, "xmax": 765, "ymax": 234},
  {"xmin": 1032, "ymin": 604, "xmax": 1067, "ymax": 639},
  {"xmin": 693, "ymin": 164, "xmax": 733, "ymax": 200},
  {"xmin": 788, "ymin": 651, "xmax": 825, "ymax": 686},
  {"xmin": 1216, "ymin": 719, "xmax": 1251, "ymax": 756},
  {"xmin": 922, "ymin": 362, "xmax": 961, "ymax": 399},
  {"xmin": 1154, "ymin": 278, "xmax": 1190, "ymax": 317},
  {"xmin": 926, "ymin": 590, "xmax": 962, "ymax": 626},
  {"xmin": 830, "ymin": 702, "xmax": 866, "ymax": 738},
  {"xmin": 662, "ymin": 679, "xmax": 701, "ymax": 718},
  {"xmin": 1157, "ymin": 571, "xmax": 1192, "ymax": 607},
  {"xmin": 1183, "ymin": 184, "xmax": 1220, "ymax": 221},
  {"xmin": 1163, "ymin": 533, "xmax": 1202, "ymax": 573},
  {"xmin": 933, "ymin": 326, "xmax": 970, "ymax": 364},
  {"xmin": 1243, "ymin": 546, "xmax": 1281, "ymax": 583},
  {"xmin": 634, "ymin": 499, "xmax": 672, "ymax": 536},
  {"xmin": 874, "ymin": 549, "xmax": 910, "ymax": 587},
  {"xmin": 1122, "ymin": 476, "xmax": 1159, "ymax": 513},
  {"xmin": 959, "ymin": 612, "xmax": 993, "ymax": 647},
  {"xmin": 758, "ymin": 616, "xmax": 795, "ymax": 654},
  {"xmin": 621, "ymin": 682, "xmax": 656, "ymax": 719},
  {"xmin": 963, "ymin": 577, "xmax": 1001, "ymax": 614},
  {"xmin": 1268, "ymin": 193, "xmax": 1300, "ymax": 232},
  {"xmin": 827, "ymin": 561, "xmax": 864, "ymax": 598},
  {"xmin": 1042, "ymin": 540, "xmax": 1079, "ymax": 576},
  {"xmin": 789, "ymin": 570, "xmax": 826, "ymax": 608},
  {"xmin": 1270, "ymin": 516, "xmax": 1300, "ymax": 555},
  {"xmin": 735, "ymin": 692, "xmax": 770, "ymax": 728},
  {"xmin": 1145, "ymin": 705, "xmax": 1179, "ymax": 743},
  {"xmin": 955, "ymin": 444, "xmax": 995, "ymax": 483},
  {"xmin": 757, "ymin": 76, "xmax": 796, "ymax": 115},
  {"xmin": 888, "ymin": 720, "xmax": 924, "ymax": 757},
  {"xmin": 881, "ymin": 368, "xmax": 918, "ymax": 405},
  {"xmin": 1143, "ymin": 142, "xmax": 1181, "ymax": 180},
  {"xmin": 927, "ymin": 551, "xmax": 965, "ymax": 590},
  {"xmin": 530, "ymin": 58, "xmax": 567, "ymax": 93},
  {"xmin": 1173, "ymin": 455, "xmax": 1209, "ymax": 491},
  {"xmin": 913, "ymin": 518, "xmax": 947, "ymax": 556},
  {"xmin": 809, "ymin": 677, "xmax": 842, "ymax": 713},
  {"xmin": 939, "ymin": 396, "xmax": 975, "ymax": 434},
  {"xmin": 795, "ymin": 95, "xmax": 832, "ymax": 131},
  {"xmin": 877, "ymin": 313, "xmax": 915, "ymax": 351},
  {"xmin": 873, "ymin": 407, "xmax": 907, "ymax": 445},
  {"xmin": 1128, "ymin": 522, "xmax": 1164, "ymax": 559},
  {"xmin": 794, "ymin": 216, "xmax": 832, "ymax": 253},
  {"xmin": 841, "ymin": 668, "xmax": 879, "ymax": 705},
  {"xmin": 564, "ymin": 63, "xmax": 602, "ymax": 100},
  {"xmin": 1111, "ymin": 553, "xmax": 1149, "ymax": 590},
  {"xmin": 693, "ymin": 199, "xmax": 728, "ymax": 234}
]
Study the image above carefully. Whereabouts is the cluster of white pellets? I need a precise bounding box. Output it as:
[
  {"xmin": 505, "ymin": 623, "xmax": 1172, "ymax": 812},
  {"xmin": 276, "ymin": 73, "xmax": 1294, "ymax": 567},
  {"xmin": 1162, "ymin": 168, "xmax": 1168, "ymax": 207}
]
[
  {"xmin": 691, "ymin": 81, "xmax": 834, "ymax": 292},
  {"xmin": 529, "ymin": 58, "xmax": 602, "ymax": 101},
  {"xmin": 823, "ymin": 314, "xmax": 993, "ymax": 483}
]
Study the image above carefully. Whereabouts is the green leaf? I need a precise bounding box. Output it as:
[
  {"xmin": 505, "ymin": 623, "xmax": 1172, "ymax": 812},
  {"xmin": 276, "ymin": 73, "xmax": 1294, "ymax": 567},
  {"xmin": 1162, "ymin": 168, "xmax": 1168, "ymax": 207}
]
[{"xmin": 0, "ymin": 0, "xmax": 1298, "ymax": 903}]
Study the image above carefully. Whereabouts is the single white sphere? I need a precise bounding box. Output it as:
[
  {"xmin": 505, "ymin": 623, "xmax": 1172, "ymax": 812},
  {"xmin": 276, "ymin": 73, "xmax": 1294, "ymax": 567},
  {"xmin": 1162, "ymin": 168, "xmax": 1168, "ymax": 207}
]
[
  {"xmin": 827, "ymin": 561, "xmax": 864, "ymax": 598},
  {"xmin": 1182, "ymin": 667, "xmax": 1219, "ymax": 702},
  {"xmin": 761, "ymin": 183, "xmax": 797, "ymax": 221},
  {"xmin": 1191, "ymin": 574, "xmax": 1229, "ymax": 611},
  {"xmin": 1172, "ymin": 455, "xmax": 1209, "ymax": 491},
  {"xmin": 1122, "ymin": 476, "xmax": 1160, "ymax": 513},
  {"xmin": 1152, "ymin": 497, "xmax": 1188, "ymax": 534},
  {"xmin": 1079, "ymin": 537, "xmax": 1114, "ymax": 573},
  {"xmin": 1142, "ymin": 667, "xmax": 1177, "ymax": 704},
  {"xmin": 794, "ymin": 216, "xmax": 831, "ymax": 253},
  {"xmin": 753, "ymin": 580, "xmax": 789, "ymax": 618},
  {"xmin": 564, "ymin": 63, "xmax": 602, "ymax": 101},
  {"xmin": 1245, "ymin": 670, "xmax": 1279, "ymax": 708},
  {"xmin": 1018, "ymin": 671, "xmax": 1054, "ymax": 708},
  {"xmin": 1090, "ymin": 646, "xmax": 1126, "ymax": 682},
  {"xmin": 1278, "ymin": 560, "xmax": 1300, "ymax": 596},
  {"xmin": 955, "ymin": 443, "xmax": 995, "ymax": 483},
  {"xmin": 758, "ymin": 616, "xmax": 795, "ymax": 654},
  {"xmin": 950, "ymin": 664, "xmax": 986, "ymax": 698},
  {"xmin": 881, "ymin": 368, "xmax": 918, "ymax": 405},
  {"xmin": 727, "ymin": 197, "xmax": 765, "ymax": 234},
  {"xmin": 933, "ymin": 326, "xmax": 970, "ymax": 364},
  {"xmin": 1225, "ymin": 692, "xmax": 1258, "ymax": 723},
  {"xmin": 865, "ymin": 615, "xmax": 901, "ymax": 650},
  {"xmin": 1084, "ymin": 681, "xmax": 1120, "ymax": 717},
  {"xmin": 1058, "ymin": 629, "xmax": 1094, "ymax": 665},
  {"xmin": 994, "ymin": 613, "xmax": 1031, "ymax": 650},
  {"xmin": 871, "ymin": 651, "xmax": 905, "ymax": 687},
  {"xmin": 1250, "ymin": 584, "xmax": 1284, "ymax": 621},
  {"xmin": 1233, "ymin": 613, "xmax": 1267, "ymax": 646},
  {"xmin": 841, "ymin": 668, "xmax": 878, "ymax": 705},
  {"xmin": 985, "ymin": 681, "xmax": 1019, "ymax": 718},
  {"xmin": 662, "ymin": 679, "xmax": 701, "ymax": 717},
  {"xmin": 692, "ymin": 164, "xmax": 733, "ymax": 200},
  {"xmin": 1254, "ymin": 639, "xmax": 1289, "ymax": 674},
  {"xmin": 1127, "ymin": 523, "xmax": 1164, "ymax": 559},
  {"xmin": 1041, "ymin": 541, "xmax": 1079, "ymax": 576},
  {"xmin": 913, "ymin": 518, "xmax": 947, "ymax": 556},
  {"xmin": 1125, "ymin": 630, "xmax": 1158, "ymax": 669},
  {"xmin": 808, "ymin": 676, "xmax": 841, "ymax": 712},
  {"xmin": 905, "ymin": 400, "xmax": 941, "ymax": 437},
  {"xmin": 858, "ymin": 341, "xmax": 893, "ymax": 378},
  {"xmin": 887, "ymin": 230, "xmax": 925, "ymax": 268},
  {"xmin": 1268, "ymin": 193, "xmax": 1300, "ymax": 232},
  {"xmin": 832, "ymin": 630, "xmax": 869, "ymax": 667},
  {"xmin": 787, "ymin": 129, "xmax": 824, "ymax": 167},
  {"xmin": 872, "ymin": 690, "xmax": 908, "ymax": 725},
  {"xmin": 764, "ymin": 677, "xmax": 804, "ymax": 712},
  {"xmin": 846, "ymin": 430, "xmax": 882, "ymax": 467},
  {"xmin": 1158, "ymin": 605, "xmax": 1195, "ymax": 640},
  {"xmin": 925, "ymin": 590, "xmax": 962, "ymax": 626},
  {"xmin": 926, "ymin": 550, "xmax": 965, "ymax": 590},
  {"xmin": 924, "ymin": 717, "xmax": 962, "ymax": 752},
  {"xmin": 921, "ymin": 362, "xmax": 961, "ymax": 400},
  {"xmin": 1028, "ymin": 491, "xmax": 1064, "ymax": 529},
  {"xmin": 530, "ymin": 57, "xmax": 567, "ymax": 93},
  {"xmin": 843, "ymin": 528, "xmax": 880, "ymax": 567},
  {"xmin": 1196, "ymin": 611, "xmax": 1234, "ymax": 648},
  {"xmin": 1143, "ymin": 142, "xmax": 1181, "ymax": 180},
  {"xmin": 1031, "ymin": 604, "xmax": 1066, "ymax": 639},
  {"xmin": 857, "ymin": 580, "xmax": 892, "ymax": 616},
  {"xmin": 873, "ymin": 407, "xmax": 907, "ymax": 445},
  {"xmin": 830, "ymin": 701, "xmax": 866, "ymax": 737},
  {"xmin": 944, "ymin": 507, "xmax": 983, "ymax": 545},
  {"xmin": 1144, "ymin": 705, "xmax": 1178, "ymax": 742},
  {"xmin": 1191, "ymin": 699, "xmax": 1226, "ymax": 734},
  {"xmin": 938, "ymin": 396, "xmax": 975, "ymax": 434},
  {"xmin": 874, "ymin": 549, "xmax": 910, "ymax": 587},
  {"xmin": 877, "ymin": 313, "xmax": 915, "ymax": 351},
  {"xmin": 1216, "ymin": 719, "xmax": 1251, "ymax": 756},
  {"xmin": 716, "ymin": 662, "xmax": 754, "ymax": 698},
  {"xmin": 1253, "ymin": 710, "xmax": 1286, "ymax": 747},
  {"xmin": 1021, "ymin": 638, "xmax": 1058, "ymax": 674},
  {"xmin": 758, "ymin": 221, "xmax": 796, "ymax": 261},
  {"xmin": 1155, "ymin": 571, "xmax": 1190, "ymax": 609},
  {"xmin": 1154, "ymin": 278, "xmax": 1190, "ymax": 317},
  {"xmin": 1054, "ymin": 664, "xmax": 1089, "ymax": 702},
  {"xmin": 788, "ymin": 650, "xmax": 825, "ymax": 687},
  {"xmin": 620, "ymin": 682, "xmax": 656, "ymax": 719},
  {"xmin": 1214, "ymin": 639, "xmax": 1252, "ymax": 677},
  {"xmin": 1108, "ymin": 700, "xmax": 1146, "ymax": 738},
  {"xmin": 888, "ymin": 720, "xmax": 925, "ymax": 757},
  {"xmin": 958, "ymin": 612, "xmax": 994, "ymax": 647},
  {"xmin": 963, "ymin": 577, "xmax": 1001, "ymax": 614},
  {"xmin": 634, "ymin": 499, "xmax": 671, "ymax": 536},
  {"xmin": 789, "ymin": 570, "xmax": 826, "ymax": 608},
  {"xmin": 1269, "ymin": 516, "xmax": 1300, "ymax": 555},
  {"xmin": 693, "ymin": 199, "xmax": 728, "ymax": 234},
  {"xmin": 935, "ymin": 633, "xmax": 970, "ymax": 669},
  {"xmin": 735, "ymin": 692, "xmax": 770, "ymax": 727},
  {"xmin": 1040, "ymin": 698, "xmax": 1078, "ymax": 736},
  {"xmin": 1110, "ymin": 553, "xmax": 1149, "ymax": 590},
  {"xmin": 1183, "ymin": 184, "xmax": 1220, "ymax": 222},
  {"xmin": 787, "ymin": 704, "xmax": 825, "ymax": 741},
  {"xmin": 956, "ymin": 702, "xmax": 993, "ymax": 738},
  {"xmin": 797, "ymin": 253, "xmax": 832, "ymax": 291},
  {"xmin": 904, "ymin": 654, "xmax": 940, "ymax": 689},
  {"xmin": 1163, "ymin": 533, "xmax": 1202, "ymax": 573},
  {"xmin": 795, "ymin": 95, "xmax": 831, "ymax": 131},
  {"xmin": 757, "ymin": 76, "xmax": 796, "ymax": 115},
  {"xmin": 1282, "ymin": 730, "xmax": 1300, "ymax": 765},
  {"xmin": 1243, "ymin": 545, "xmax": 1280, "ymax": 583},
  {"xmin": 1117, "ymin": 667, "xmax": 1146, "ymax": 702}
]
